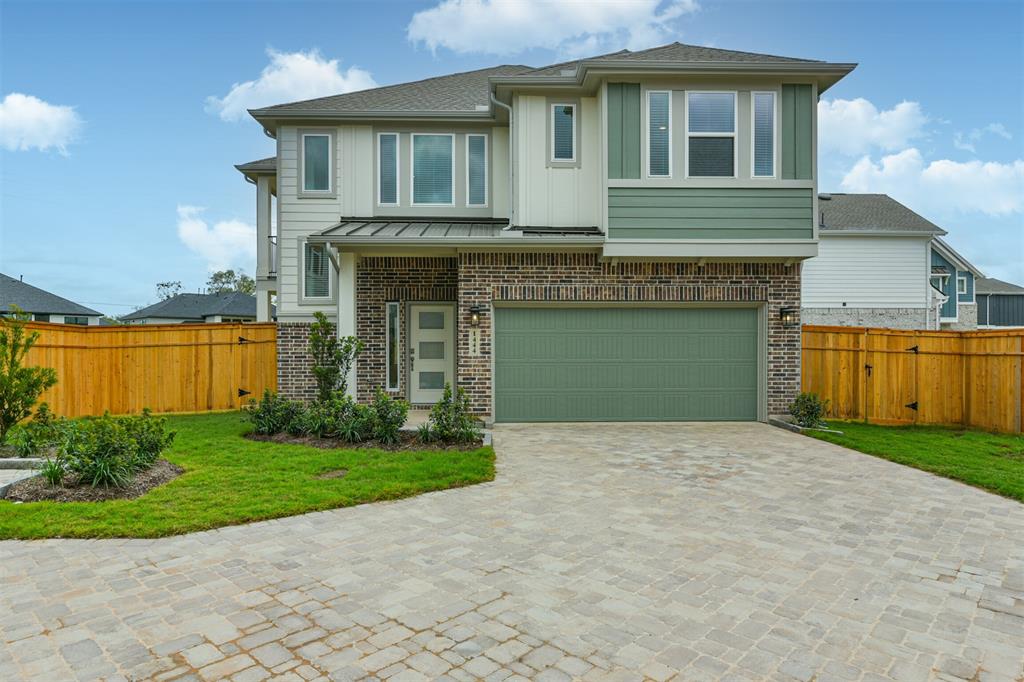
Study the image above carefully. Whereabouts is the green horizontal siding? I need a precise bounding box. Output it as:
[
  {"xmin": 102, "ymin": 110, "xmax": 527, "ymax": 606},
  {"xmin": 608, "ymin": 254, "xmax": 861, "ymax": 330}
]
[
  {"xmin": 607, "ymin": 83, "xmax": 641, "ymax": 179},
  {"xmin": 607, "ymin": 187, "xmax": 814, "ymax": 239},
  {"xmin": 781, "ymin": 84, "xmax": 814, "ymax": 180},
  {"xmin": 494, "ymin": 307, "xmax": 759, "ymax": 422}
]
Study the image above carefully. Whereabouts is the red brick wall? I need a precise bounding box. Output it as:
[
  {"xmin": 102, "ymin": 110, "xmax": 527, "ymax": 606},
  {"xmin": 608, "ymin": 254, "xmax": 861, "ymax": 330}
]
[
  {"xmin": 456, "ymin": 253, "xmax": 802, "ymax": 417},
  {"xmin": 276, "ymin": 322, "xmax": 318, "ymax": 402}
]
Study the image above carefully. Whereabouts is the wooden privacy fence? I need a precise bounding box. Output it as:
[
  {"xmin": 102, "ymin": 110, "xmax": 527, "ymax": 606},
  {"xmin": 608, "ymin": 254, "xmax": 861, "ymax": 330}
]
[
  {"xmin": 802, "ymin": 325, "xmax": 1024, "ymax": 433},
  {"xmin": 22, "ymin": 322, "xmax": 277, "ymax": 418}
]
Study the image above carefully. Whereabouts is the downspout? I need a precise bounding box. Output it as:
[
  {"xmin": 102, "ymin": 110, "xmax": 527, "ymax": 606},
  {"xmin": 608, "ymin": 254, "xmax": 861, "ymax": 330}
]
[{"xmin": 490, "ymin": 92, "xmax": 515, "ymax": 226}]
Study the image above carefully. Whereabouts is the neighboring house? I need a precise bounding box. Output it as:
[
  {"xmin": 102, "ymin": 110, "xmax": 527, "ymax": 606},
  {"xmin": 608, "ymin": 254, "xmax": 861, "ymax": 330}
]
[
  {"xmin": 0, "ymin": 272, "xmax": 102, "ymax": 325},
  {"xmin": 929, "ymin": 237, "xmax": 983, "ymax": 330},
  {"xmin": 237, "ymin": 42, "xmax": 856, "ymax": 422},
  {"xmin": 801, "ymin": 193, "xmax": 980, "ymax": 331},
  {"xmin": 976, "ymin": 277, "xmax": 1024, "ymax": 327},
  {"xmin": 121, "ymin": 292, "xmax": 271, "ymax": 324}
]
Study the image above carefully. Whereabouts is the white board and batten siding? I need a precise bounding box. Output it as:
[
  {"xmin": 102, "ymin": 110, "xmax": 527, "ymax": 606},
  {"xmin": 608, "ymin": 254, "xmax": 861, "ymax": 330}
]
[
  {"xmin": 801, "ymin": 236, "xmax": 930, "ymax": 309},
  {"xmin": 514, "ymin": 95, "xmax": 602, "ymax": 228}
]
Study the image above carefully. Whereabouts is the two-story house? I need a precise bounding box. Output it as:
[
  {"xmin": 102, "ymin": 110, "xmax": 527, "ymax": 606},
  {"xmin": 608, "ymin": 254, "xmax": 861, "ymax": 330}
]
[{"xmin": 236, "ymin": 43, "xmax": 855, "ymax": 422}]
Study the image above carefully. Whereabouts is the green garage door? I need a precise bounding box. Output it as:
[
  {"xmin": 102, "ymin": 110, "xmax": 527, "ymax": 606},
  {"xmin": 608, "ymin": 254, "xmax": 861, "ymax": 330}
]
[{"xmin": 494, "ymin": 307, "xmax": 759, "ymax": 422}]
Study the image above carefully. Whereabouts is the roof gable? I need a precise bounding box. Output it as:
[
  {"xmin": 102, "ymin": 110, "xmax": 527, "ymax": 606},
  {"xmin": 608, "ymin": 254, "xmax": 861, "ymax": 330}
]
[
  {"xmin": 976, "ymin": 277, "xmax": 1024, "ymax": 295},
  {"xmin": 818, "ymin": 194, "xmax": 945, "ymax": 235}
]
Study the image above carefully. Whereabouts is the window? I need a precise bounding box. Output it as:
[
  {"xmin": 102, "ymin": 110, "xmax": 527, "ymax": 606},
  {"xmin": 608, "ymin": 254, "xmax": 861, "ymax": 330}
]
[
  {"xmin": 466, "ymin": 134, "xmax": 488, "ymax": 206},
  {"xmin": 303, "ymin": 242, "xmax": 330, "ymax": 299},
  {"xmin": 551, "ymin": 103, "xmax": 575, "ymax": 162},
  {"xmin": 301, "ymin": 133, "xmax": 332, "ymax": 193},
  {"xmin": 686, "ymin": 92, "xmax": 736, "ymax": 177},
  {"xmin": 65, "ymin": 316, "xmax": 88, "ymax": 325},
  {"xmin": 33, "ymin": 313, "xmax": 50, "ymax": 322},
  {"xmin": 752, "ymin": 91, "xmax": 776, "ymax": 178},
  {"xmin": 378, "ymin": 133, "xmax": 399, "ymax": 206},
  {"xmin": 957, "ymin": 276, "xmax": 968, "ymax": 295},
  {"xmin": 411, "ymin": 134, "xmax": 454, "ymax": 205},
  {"xmin": 386, "ymin": 302, "xmax": 400, "ymax": 390},
  {"xmin": 647, "ymin": 91, "xmax": 671, "ymax": 177}
]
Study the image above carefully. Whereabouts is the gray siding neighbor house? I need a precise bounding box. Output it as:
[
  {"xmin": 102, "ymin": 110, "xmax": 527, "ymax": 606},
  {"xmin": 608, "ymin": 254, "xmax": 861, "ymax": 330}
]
[
  {"xmin": 0, "ymin": 273, "xmax": 102, "ymax": 325},
  {"xmin": 977, "ymin": 277, "xmax": 1024, "ymax": 327},
  {"xmin": 122, "ymin": 292, "xmax": 272, "ymax": 324},
  {"xmin": 236, "ymin": 42, "xmax": 857, "ymax": 422}
]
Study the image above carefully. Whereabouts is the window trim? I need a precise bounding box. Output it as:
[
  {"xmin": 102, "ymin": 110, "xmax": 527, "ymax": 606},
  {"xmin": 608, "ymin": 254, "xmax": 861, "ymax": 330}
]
[
  {"xmin": 386, "ymin": 302, "xmax": 401, "ymax": 391},
  {"xmin": 410, "ymin": 133, "xmax": 456, "ymax": 207},
  {"xmin": 550, "ymin": 102, "xmax": 577, "ymax": 164},
  {"xmin": 300, "ymin": 240, "xmax": 334, "ymax": 303},
  {"xmin": 957, "ymin": 275, "xmax": 968, "ymax": 296},
  {"xmin": 465, "ymin": 134, "xmax": 489, "ymax": 207},
  {"xmin": 298, "ymin": 129, "xmax": 335, "ymax": 197},
  {"xmin": 376, "ymin": 132, "xmax": 400, "ymax": 207},
  {"xmin": 750, "ymin": 90, "xmax": 778, "ymax": 179},
  {"xmin": 684, "ymin": 90, "xmax": 738, "ymax": 179},
  {"xmin": 645, "ymin": 90, "xmax": 673, "ymax": 178}
]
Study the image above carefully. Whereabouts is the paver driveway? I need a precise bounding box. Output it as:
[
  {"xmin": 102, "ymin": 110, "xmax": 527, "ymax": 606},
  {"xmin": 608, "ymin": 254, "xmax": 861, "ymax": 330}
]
[{"xmin": 2, "ymin": 423, "xmax": 1023, "ymax": 682}]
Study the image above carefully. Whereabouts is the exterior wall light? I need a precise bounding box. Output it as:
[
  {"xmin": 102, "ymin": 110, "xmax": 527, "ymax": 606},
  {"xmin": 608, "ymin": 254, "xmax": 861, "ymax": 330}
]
[
  {"xmin": 469, "ymin": 305, "xmax": 482, "ymax": 327},
  {"xmin": 780, "ymin": 306, "xmax": 799, "ymax": 328}
]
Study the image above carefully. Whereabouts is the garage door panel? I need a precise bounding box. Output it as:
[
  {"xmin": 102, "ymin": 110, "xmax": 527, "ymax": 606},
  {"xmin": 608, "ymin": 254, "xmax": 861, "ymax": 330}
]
[{"xmin": 494, "ymin": 307, "xmax": 760, "ymax": 422}]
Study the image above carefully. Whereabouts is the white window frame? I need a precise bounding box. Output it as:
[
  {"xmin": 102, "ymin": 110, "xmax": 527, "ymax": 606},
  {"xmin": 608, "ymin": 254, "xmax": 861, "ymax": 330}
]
[
  {"xmin": 550, "ymin": 102, "xmax": 576, "ymax": 163},
  {"xmin": 645, "ymin": 90, "xmax": 672, "ymax": 178},
  {"xmin": 299, "ymin": 132, "xmax": 333, "ymax": 194},
  {"xmin": 957, "ymin": 276, "xmax": 968, "ymax": 295},
  {"xmin": 385, "ymin": 302, "xmax": 401, "ymax": 391},
  {"xmin": 376, "ymin": 132, "xmax": 400, "ymax": 207},
  {"xmin": 750, "ymin": 90, "xmax": 778, "ymax": 179},
  {"xmin": 410, "ymin": 133, "xmax": 456, "ymax": 207},
  {"xmin": 301, "ymin": 240, "xmax": 333, "ymax": 301},
  {"xmin": 465, "ymin": 134, "xmax": 488, "ymax": 207},
  {"xmin": 684, "ymin": 90, "xmax": 738, "ymax": 179}
]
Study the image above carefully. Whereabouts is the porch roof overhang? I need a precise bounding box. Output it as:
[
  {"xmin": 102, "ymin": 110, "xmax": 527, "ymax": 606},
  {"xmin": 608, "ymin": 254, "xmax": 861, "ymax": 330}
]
[{"xmin": 307, "ymin": 218, "xmax": 604, "ymax": 250}]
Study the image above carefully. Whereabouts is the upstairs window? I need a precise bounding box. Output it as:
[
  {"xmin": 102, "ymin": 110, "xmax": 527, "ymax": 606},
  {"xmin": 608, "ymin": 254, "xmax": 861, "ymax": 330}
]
[
  {"xmin": 466, "ymin": 134, "xmax": 488, "ymax": 206},
  {"xmin": 957, "ymin": 276, "xmax": 968, "ymax": 295},
  {"xmin": 412, "ymin": 134, "xmax": 454, "ymax": 205},
  {"xmin": 752, "ymin": 92, "xmax": 776, "ymax": 177},
  {"xmin": 301, "ymin": 133, "xmax": 332, "ymax": 193},
  {"xmin": 303, "ymin": 242, "xmax": 330, "ymax": 299},
  {"xmin": 647, "ymin": 91, "xmax": 671, "ymax": 177},
  {"xmin": 378, "ymin": 133, "xmax": 399, "ymax": 206},
  {"xmin": 551, "ymin": 103, "xmax": 576, "ymax": 162},
  {"xmin": 686, "ymin": 92, "xmax": 736, "ymax": 177}
]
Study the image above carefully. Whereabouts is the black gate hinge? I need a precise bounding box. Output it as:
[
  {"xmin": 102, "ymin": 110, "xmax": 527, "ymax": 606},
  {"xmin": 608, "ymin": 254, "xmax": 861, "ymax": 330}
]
[
  {"xmin": 905, "ymin": 401, "xmax": 919, "ymax": 411},
  {"xmin": 907, "ymin": 345, "xmax": 919, "ymax": 354},
  {"xmin": 238, "ymin": 388, "xmax": 252, "ymax": 398},
  {"xmin": 238, "ymin": 336, "xmax": 250, "ymax": 345}
]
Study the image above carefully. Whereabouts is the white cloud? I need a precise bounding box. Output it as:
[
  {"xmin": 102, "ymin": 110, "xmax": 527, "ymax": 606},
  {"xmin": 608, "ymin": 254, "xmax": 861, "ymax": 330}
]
[
  {"xmin": 407, "ymin": 0, "xmax": 699, "ymax": 56},
  {"xmin": 953, "ymin": 122, "xmax": 1013, "ymax": 153},
  {"xmin": 0, "ymin": 93, "xmax": 82, "ymax": 154},
  {"xmin": 176, "ymin": 205, "xmax": 256, "ymax": 271},
  {"xmin": 206, "ymin": 49, "xmax": 377, "ymax": 122},
  {"xmin": 840, "ymin": 148, "xmax": 1024, "ymax": 217},
  {"xmin": 818, "ymin": 98, "xmax": 927, "ymax": 156}
]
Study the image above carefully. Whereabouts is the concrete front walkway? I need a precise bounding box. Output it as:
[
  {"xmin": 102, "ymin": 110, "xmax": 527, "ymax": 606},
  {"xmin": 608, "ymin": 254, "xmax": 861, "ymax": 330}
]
[{"xmin": 2, "ymin": 423, "xmax": 1023, "ymax": 682}]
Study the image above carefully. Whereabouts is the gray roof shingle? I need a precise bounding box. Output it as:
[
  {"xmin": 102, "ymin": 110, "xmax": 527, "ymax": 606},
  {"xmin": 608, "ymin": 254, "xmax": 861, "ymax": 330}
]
[
  {"xmin": 235, "ymin": 157, "xmax": 276, "ymax": 173},
  {"xmin": 122, "ymin": 292, "xmax": 271, "ymax": 321},
  {"xmin": 976, "ymin": 277, "xmax": 1024, "ymax": 295},
  {"xmin": 818, "ymin": 194, "xmax": 945, "ymax": 234},
  {"xmin": 0, "ymin": 273, "xmax": 101, "ymax": 316}
]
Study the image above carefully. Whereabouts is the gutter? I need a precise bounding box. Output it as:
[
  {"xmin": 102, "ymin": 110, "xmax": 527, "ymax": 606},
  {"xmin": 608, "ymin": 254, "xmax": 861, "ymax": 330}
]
[{"xmin": 490, "ymin": 92, "xmax": 515, "ymax": 226}]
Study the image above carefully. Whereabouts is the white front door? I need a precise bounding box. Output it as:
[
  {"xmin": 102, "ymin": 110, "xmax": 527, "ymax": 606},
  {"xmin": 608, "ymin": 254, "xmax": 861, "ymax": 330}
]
[{"xmin": 409, "ymin": 304, "xmax": 455, "ymax": 404}]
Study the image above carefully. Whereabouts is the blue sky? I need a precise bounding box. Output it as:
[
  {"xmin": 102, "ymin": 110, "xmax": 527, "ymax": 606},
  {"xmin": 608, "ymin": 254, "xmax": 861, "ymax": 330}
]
[{"xmin": 1, "ymin": 0, "xmax": 1021, "ymax": 317}]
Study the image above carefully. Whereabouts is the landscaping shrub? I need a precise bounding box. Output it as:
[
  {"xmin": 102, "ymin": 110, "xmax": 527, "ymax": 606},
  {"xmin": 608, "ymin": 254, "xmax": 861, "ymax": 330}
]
[
  {"xmin": 10, "ymin": 403, "xmax": 68, "ymax": 457},
  {"xmin": 58, "ymin": 411, "xmax": 176, "ymax": 488},
  {"xmin": 246, "ymin": 390, "xmax": 303, "ymax": 435},
  {"xmin": 0, "ymin": 309, "xmax": 58, "ymax": 443},
  {"xmin": 122, "ymin": 409, "xmax": 176, "ymax": 469},
  {"xmin": 309, "ymin": 312, "xmax": 363, "ymax": 401},
  {"xmin": 370, "ymin": 389, "xmax": 408, "ymax": 445},
  {"xmin": 789, "ymin": 392, "xmax": 830, "ymax": 428},
  {"xmin": 40, "ymin": 456, "xmax": 65, "ymax": 486},
  {"xmin": 422, "ymin": 384, "xmax": 482, "ymax": 444}
]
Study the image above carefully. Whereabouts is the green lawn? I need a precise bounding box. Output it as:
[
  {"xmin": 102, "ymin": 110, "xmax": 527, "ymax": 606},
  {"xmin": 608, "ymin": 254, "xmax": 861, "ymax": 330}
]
[
  {"xmin": 0, "ymin": 412, "xmax": 494, "ymax": 540},
  {"xmin": 809, "ymin": 422, "xmax": 1024, "ymax": 503}
]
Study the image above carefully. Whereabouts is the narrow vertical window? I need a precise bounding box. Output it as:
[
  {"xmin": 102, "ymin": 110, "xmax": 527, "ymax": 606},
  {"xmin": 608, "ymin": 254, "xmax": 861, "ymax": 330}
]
[
  {"xmin": 386, "ymin": 302, "xmax": 400, "ymax": 390},
  {"xmin": 303, "ymin": 243, "xmax": 330, "ymax": 299},
  {"xmin": 686, "ymin": 92, "xmax": 736, "ymax": 177},
  {"xmin": 302, "ymin": 133, "xmax": 331, "ymax": 192},
  {"xmin": 551, "ymin": 104, "xmax": 575, "ymax": 161},
  {"xmin": 647, "ymin": 91, "xmax": 671, "ymax": 177},
  {"xmin": 466, "ymin": 134, "xmax": 487, "ymax": 206},
  {"xmin": 378, "ymin": 133, "xmax": 399, "ymax": 205},
  {"xmin": 412, "ymin": 134, "xmax": 454, "ymax": 205},
  {"xmin": 752, "ymin": 92, "xmax": 775, "ymax": 177}
]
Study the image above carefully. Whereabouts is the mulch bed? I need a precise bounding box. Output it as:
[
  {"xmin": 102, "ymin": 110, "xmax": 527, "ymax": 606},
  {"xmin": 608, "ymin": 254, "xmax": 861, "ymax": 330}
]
[
  {"xmin": 246, "ymin": 431, "xmax": 483, "ymax": 452},
  {"xmin": 5, "ymin": 459, "xmax": 184, "ymax": 503}
]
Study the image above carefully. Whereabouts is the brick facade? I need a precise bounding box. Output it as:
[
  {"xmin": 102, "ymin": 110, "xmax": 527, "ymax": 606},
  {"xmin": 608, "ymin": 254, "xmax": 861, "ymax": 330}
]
[{"xmin": 276, "ymin": 322, "xmax": 319, "ymax": 402}]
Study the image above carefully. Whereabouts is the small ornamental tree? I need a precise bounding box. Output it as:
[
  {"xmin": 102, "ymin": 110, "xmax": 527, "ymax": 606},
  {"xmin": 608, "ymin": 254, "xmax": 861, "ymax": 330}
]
[
  {"xmin": 308, "ymin": 311, "xmax": 363, "ymax": 401},
  {"xmin": 0, "ymin": 309, "xmax": 58, "ymax": 443}
]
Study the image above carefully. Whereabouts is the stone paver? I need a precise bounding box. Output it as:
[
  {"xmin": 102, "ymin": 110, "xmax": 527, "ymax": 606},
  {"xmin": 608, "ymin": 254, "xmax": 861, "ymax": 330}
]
[{"xmin": 3, "ymin": 422, "xmax": 1023, "ymax": 681}]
